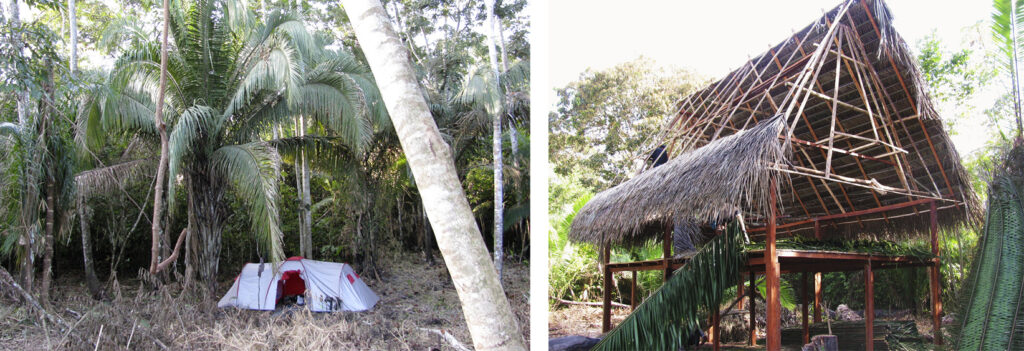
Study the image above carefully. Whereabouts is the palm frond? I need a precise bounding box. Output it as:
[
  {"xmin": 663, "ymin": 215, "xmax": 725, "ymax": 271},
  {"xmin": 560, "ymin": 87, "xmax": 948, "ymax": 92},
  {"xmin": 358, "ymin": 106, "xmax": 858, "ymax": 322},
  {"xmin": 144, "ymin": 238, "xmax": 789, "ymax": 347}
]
[
  {"xmin": 594, "ymin": 219, "xmax": 747, "ymax": 351},
  {"xmin": 268, "ymin": 136, "xmax": 355, "ymax": 177},
  {"xmin": 955, "ymin": 168, "xmax": 1024, "ymax": 349},
  {"xmin": 167, "ymin": 105, "xmax": 220, "ymax": 211},
  {"xmin": 223, "ymin": 36, "xmax": 303, "ymax": 120},
  {"xmin": 75, "ymin": 159, "xmax": 156, "ymax": 199},
  {"xmin": 210, "ymin": 142, "xmax": 284, "ymax": 263}
]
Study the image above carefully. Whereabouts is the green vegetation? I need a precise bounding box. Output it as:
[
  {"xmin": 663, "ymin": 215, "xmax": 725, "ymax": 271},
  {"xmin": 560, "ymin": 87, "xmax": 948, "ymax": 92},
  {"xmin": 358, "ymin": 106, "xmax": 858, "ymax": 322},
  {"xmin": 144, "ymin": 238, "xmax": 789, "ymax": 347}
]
[{"xmin": 0, "ymin": 0, "xmax": 529, "ymax": 348}]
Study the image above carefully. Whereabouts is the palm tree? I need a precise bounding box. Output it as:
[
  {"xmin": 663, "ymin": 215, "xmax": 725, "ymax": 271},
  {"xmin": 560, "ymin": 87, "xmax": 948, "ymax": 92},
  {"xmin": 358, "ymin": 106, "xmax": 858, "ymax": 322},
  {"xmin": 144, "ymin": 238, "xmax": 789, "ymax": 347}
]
[
  {"xmin": 342, "ymin": 0, "xmax": 526, "ymax": 349},
  {"xmin": 80, "ymin": 0, "xmax": 373, "ymax": 292},
  {"xmin": 454, "ymin": 59, "xmax": 529, "ymax": 278},
  {"xmin": 992, "ymin": 0, "xmax": 1024, "ymax": 138}
]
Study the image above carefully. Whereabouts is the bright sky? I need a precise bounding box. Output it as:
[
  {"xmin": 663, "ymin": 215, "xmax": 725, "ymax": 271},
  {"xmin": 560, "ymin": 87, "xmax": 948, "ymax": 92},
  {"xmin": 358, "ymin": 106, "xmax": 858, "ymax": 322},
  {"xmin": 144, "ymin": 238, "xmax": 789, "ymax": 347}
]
[{"xmin": 547, "ymin": 0, "xmax": 995, "ymax": 155}]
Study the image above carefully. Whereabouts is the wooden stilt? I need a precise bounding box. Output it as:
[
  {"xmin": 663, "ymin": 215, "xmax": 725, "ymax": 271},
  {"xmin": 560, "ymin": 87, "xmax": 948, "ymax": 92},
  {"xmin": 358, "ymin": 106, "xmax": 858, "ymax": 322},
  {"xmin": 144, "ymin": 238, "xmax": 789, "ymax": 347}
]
[
  {"xmin": 802, "ymin": 272, "xmax": 810, "ymax": 344},
  {"xmin": 814, "ymin": 220, "xmax": 822, "ymax": 324},
  {"xmin": 814, "ymin": 272, "xmax": 823, "ymax": 323},
  {"xmin": 929, "ymin": 200, "xmax": 943, "ymax": 345},
  {"xmin": 865, "ymin": 261, "xmax": 874, "ymax": 351},
  {"xmin": 602, "ymin": 244, "xmax": 612, "ymax": 333},
  {"xmin": 713, "ymin": 309, "xmax": 721, "ymax": 351},
  {"xmin": 749, "ymin": 271, "xmax": 757, "ymax": 346},
  {"xmin": 630, "ymin": 270, "xmax": 637, "ymax": 311},
  {"xmin": 737, "ymin": 276, "xmax": 745, "ymax": 310},
  {"xmin": 766, "ymin": 178, "xmax": 782, "ymax": 350},
  {"xmin": 663, "ymin": 225, "xmax": 673, "ymax": 281}
]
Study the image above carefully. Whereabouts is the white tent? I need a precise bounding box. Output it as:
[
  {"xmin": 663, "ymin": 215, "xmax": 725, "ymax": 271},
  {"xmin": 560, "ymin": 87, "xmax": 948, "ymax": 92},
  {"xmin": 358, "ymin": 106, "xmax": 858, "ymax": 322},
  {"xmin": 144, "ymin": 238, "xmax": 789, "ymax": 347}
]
[{"xmin": 217, "ymin": 257, "xmax": 379, "ymax": 312}]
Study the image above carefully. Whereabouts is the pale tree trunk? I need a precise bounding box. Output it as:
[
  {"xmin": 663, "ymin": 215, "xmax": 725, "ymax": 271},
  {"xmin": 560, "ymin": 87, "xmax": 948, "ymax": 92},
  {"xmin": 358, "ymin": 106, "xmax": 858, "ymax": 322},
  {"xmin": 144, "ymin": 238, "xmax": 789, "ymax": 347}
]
[
  {"xmin": 149, "ymin": 0, "xmax": 171, "ymax": 275},
  {"xmin": 294, "ymin": 115, "xmax": 312, "ymax": 258},
  {"xmin": 8, "ymin": 0, "xmax": 34, "ymax": 290},
  {"xmin": 343, "ymin": 1, "xmax": 525, "ymax": 349},
  {"xmin": 68, "ymin": 0, "xmax": 76, "ymax": 76},
  {"xmin": 484, "ymin": 0, "xmax": 504, "ymax": 280},
  {"xmin": 77, "ymin": 200, "xmax": 103, "ymax": 299}
]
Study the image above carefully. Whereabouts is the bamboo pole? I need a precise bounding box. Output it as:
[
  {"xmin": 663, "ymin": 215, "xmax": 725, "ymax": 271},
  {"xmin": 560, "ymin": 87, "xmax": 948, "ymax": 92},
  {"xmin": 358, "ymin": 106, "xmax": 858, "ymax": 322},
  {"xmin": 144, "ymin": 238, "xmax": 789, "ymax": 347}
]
[
  {"xmin": 749, "ymin": 271, "xmax": 757, "ymax": 346},
  {"xmin": 802, "ymin": 272, "xmax": 810, "ymax": 344}
]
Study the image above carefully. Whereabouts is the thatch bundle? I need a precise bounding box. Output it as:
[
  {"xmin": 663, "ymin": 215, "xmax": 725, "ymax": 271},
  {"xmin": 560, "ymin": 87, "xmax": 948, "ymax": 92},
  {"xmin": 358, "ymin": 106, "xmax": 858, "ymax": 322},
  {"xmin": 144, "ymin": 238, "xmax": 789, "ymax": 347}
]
[{"xmin": 569, "ymin": 116, "xmax": 786, "ymax": 247}]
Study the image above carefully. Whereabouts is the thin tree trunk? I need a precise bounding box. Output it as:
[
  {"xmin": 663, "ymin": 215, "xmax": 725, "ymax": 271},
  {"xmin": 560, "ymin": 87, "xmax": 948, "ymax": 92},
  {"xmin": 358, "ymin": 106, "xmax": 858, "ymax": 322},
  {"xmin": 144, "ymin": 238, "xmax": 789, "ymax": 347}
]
[
  {"xmin": 68, "ymin": 0, "xmax": 76, "ymax": 76},
  {"xmin": 77, "ymin": 200, "xmax": 103, "ymax": 299},
  {"xmin": 301, "ymin": 146, "xmax": 312, "ymax": 257},
  {"xmin": 39, "ymin": 60, "xmax": 55, "ymax": 303},
  {"xmin": 484, "ymin": 0, "xmax": 504, "ymax": 280},
  {"xmin": 8, "ymin": 0, "xmax": 34, "ymax": 291},
  {"xmin": 148, "ymin": 0, "xmax": 171, "ymax": 275},
  {"xmin": 40, "ymin": 180, "xmax": 54, "ymax": 303},
  {"xmin": 294, "ymin": 115, "xmax": 312, "ymax": 258},
  {"xmin": 343, "ymin": 1, "xmax": 525, "ymax": 349}
]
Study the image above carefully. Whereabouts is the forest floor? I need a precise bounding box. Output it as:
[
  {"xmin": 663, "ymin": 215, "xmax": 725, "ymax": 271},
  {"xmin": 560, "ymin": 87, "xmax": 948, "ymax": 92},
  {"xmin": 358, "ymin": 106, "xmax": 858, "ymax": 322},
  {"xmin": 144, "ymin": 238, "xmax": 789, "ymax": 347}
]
[{"xmin": 0, "ymin": 254, "xmax": 529, "ymax": 350}]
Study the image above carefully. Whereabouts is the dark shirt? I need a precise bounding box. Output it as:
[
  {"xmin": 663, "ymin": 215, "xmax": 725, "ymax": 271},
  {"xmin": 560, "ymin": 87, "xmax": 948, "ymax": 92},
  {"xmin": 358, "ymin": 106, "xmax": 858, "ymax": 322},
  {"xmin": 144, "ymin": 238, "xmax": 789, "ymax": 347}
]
[{"xmin": 648, "ymin": 145, "xmax": 669, "ymax": 167}]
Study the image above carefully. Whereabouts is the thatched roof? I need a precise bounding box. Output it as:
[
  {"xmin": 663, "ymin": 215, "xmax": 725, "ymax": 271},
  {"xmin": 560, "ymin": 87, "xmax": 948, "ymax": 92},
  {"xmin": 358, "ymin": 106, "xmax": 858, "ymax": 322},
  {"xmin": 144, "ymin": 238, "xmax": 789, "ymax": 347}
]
[{"xmin": 570, "ymin": 0, "xmax": 980, "ymax": 248}]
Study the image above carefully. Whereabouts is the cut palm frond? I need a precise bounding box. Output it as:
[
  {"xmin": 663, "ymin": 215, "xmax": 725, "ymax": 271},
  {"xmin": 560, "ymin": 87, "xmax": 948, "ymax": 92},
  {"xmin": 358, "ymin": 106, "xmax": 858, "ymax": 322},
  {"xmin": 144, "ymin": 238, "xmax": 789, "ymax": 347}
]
[{"xmin": 594, "ymin": 219, "xmax": 747, "ymax": 351}]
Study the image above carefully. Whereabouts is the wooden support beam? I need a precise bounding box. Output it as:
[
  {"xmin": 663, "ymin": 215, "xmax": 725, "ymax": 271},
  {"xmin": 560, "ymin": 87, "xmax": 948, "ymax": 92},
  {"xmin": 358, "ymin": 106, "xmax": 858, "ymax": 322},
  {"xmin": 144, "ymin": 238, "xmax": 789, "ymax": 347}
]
[
  {"xmin": 749, "ymin": 198, "xmax": 935, "ymax": 233},
  {"xmin": 930, "ymin": 200, "xmax": 943, "ymax": 345},
  {"xmin": 737, "ymin": 276, "xmax": 745, "ymax": 310},
  {"xmin": 865, "ymin": 260, "xmax": 875, "ymax": 351},
  {"xmin": 713, "ymin": 309, "xmax": 721, "ymax": 351},
  {"xmin": 630, "ymin": 270, "xmax": 638, "ymax": 311},
  {"xmin": 602, "ymin": 244, "xmax": 612, "ymax": 333},
  {"xmin": 749, "ymin": 271, "xmax": 757, "ymax": 346},
  {"xmin": 802, "ymin": 272, "xmax": 810, "ymax": 345},
  {"xmin": 814, "ymin": 272, "xmax": 823, "ymax": 323},
  {"xmin": 766, "ymin": 178, "xmax": 782, "ymax": 350},
  {"xmin": 663, "ymin": 225, "xmax": 673, "ymax": 281}
]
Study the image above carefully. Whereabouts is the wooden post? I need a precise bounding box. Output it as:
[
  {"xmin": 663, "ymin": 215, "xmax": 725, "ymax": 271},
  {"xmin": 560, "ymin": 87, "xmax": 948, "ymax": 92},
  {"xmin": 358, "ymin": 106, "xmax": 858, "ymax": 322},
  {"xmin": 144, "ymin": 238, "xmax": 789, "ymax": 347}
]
[
  {"xmin": 865, "ymin": 261, "xmax": 874, "ymax": 351},
  {"xmin": 630, "ymin": 270, "xmax": 638, "ymax": 311},
  {"xmin": 766, "ymin": 178, "xmax": 782, "ymax": 350},
  {"xmin": 929, "ymin": 200, "xmax": 943, "ymax": 345},
  {"xmin": 712, "ymin": 309, "xmax": 721, "ymax": 351},
  {"xmin": 749, "ymin": 271, "xmax": 757, "ymax": 346},
  {"xmin": 737, "ymin": 276, "xmax": 745, "ymax": 310},
  {"xmin": 802, "ymin": 272, "xmax": 810, "ymax": 344},
  {"xmin": 663, "ymin": 225, "xmax": 673, "ymax": 281},
  {"xmin": 602, "ymin": 244, "xmax": 612, "ymax": 333},
  {"xmin": 813, "ymin": 219, "xmax": 822, "ymax": 324},
  {"xmin": 814, "ymin": 272, "xmax": 823, "ymax": 323}
]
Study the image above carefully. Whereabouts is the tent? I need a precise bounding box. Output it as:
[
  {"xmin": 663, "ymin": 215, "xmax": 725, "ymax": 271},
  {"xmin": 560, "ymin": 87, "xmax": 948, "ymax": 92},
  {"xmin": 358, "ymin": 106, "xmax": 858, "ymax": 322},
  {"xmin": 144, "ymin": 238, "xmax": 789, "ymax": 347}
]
[{"xmin": 217, "ymin": 257, "xmax": 379, "ymax": 312}]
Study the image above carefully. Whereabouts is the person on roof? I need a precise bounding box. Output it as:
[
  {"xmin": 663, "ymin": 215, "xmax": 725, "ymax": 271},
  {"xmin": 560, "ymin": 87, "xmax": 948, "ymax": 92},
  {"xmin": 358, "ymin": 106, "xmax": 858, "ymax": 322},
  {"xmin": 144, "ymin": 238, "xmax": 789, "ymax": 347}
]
[{"xmin": 647, "ymin": 144, "xmax": 669, "ymax": 168}]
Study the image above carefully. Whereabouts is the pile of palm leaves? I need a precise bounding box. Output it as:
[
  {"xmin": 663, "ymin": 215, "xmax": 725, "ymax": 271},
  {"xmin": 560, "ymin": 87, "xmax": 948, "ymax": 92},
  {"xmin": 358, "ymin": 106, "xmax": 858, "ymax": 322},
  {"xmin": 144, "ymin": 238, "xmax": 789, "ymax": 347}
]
[
  {"xmin": 955, "ymin": 147, "xmax": 1024, "ymax": 350},
  {"xmin": 593, "ymin": 219, "xmax": 746, "ymax": 350},
  {"xmin": 743, "ymin": 236, "xmax": 935, "ymax": 259}
]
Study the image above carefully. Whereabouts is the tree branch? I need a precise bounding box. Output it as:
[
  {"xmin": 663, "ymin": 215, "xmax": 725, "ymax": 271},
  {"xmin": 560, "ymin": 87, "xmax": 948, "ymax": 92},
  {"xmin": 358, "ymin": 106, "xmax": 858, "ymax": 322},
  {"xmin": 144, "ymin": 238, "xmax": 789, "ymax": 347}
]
[{"xmin": 154, "ymin": 228, "xmax": 188, "ymax": 273}]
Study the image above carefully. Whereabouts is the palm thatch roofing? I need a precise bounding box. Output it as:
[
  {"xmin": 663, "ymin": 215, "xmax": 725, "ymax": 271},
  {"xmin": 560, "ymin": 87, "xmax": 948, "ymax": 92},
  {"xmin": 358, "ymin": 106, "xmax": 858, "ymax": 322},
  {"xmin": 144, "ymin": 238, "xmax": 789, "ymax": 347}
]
[{"xmin": 570, "ymin": 0, "xmax": 980, "ymax": 248}]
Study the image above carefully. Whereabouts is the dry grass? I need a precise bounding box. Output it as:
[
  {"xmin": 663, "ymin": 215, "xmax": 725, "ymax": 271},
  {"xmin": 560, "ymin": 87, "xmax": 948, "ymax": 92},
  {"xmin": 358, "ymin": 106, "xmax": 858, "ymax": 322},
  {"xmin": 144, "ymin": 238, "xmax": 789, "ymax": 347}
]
[
  {"xmin": 0, "ymin": 254, "xmax": 529, "ymax": 350},
  {"xmin": 548, "ymin": 304, "xmax": 630, "ymax": 339}
]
